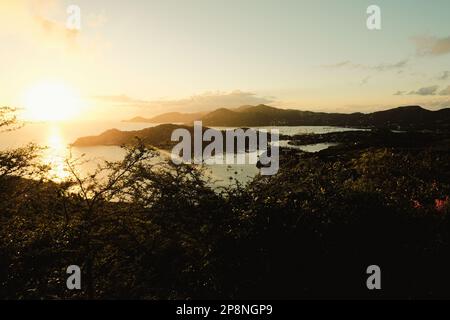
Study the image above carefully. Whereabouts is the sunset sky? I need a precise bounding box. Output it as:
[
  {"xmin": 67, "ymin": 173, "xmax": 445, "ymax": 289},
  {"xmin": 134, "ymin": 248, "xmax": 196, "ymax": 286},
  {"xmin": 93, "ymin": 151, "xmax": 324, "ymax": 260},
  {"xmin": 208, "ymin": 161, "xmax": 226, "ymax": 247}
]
[{"xmin": 1, "ymin": 0, "xmax": 450, "ymax": 120}]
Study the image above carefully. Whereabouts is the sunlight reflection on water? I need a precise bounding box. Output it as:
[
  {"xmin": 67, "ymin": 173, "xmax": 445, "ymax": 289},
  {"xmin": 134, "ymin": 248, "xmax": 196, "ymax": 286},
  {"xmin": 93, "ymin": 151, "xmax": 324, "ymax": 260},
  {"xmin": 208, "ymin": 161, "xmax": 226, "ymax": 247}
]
[
  {"xmin": 1, "ymin": 121, "xmax": 358, "ymax": 186},
  {"xmin": 42, "ymin": 125, "xmax": 70, "ymax": 182}
]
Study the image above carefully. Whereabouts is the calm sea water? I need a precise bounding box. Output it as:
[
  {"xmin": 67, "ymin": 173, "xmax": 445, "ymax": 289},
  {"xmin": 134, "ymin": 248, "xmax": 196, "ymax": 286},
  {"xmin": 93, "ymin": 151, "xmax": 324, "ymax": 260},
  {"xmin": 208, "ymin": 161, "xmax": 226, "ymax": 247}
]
[{"xmin": 0, "ymin": 121, "xmax": 357, "ymax": 186}]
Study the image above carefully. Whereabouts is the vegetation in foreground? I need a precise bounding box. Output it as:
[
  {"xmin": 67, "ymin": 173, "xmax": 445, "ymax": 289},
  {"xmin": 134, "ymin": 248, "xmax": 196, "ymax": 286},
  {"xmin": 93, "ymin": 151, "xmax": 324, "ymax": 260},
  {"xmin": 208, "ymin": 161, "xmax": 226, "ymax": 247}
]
[{"xmin": 0, "ymin": 107, "xmax": 449, "ymax": 299}]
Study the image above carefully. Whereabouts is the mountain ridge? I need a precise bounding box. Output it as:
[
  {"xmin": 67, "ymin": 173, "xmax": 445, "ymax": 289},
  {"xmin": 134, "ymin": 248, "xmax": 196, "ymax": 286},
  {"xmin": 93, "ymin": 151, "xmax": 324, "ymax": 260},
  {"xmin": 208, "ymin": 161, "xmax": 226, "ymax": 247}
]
[
  {"xmin": 125, "ymin": 104, "xmax": 450, "ymax": 129},
  {"xmin": 124, "ymin": 112, "xmax": 206, "ymax": 124}
]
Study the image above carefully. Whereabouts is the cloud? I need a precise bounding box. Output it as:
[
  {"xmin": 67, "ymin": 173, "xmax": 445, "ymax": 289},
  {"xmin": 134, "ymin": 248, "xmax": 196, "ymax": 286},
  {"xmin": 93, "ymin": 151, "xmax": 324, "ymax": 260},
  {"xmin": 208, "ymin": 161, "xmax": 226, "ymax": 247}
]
[
  {"xmin": 92, "ymin": 91, "xmax": 275, "ymax": 114},
  {"xmin": 92, "ymin": 94, "xmax": 149, "ymax": 105},
  {"xmin": 151, "ymin": 91, "xmax": 275, "ymax": 112},
  {"xmin": 408, "ymin": 85, "xmax": 439, "ymax": 96},
  {"xmin": 419, "ymin": 98, "xmax": 450, "ymax": 109},
  {"xmin": 321, "ymin": 59, "xmax": 408, "ymax": 72},
  {"xmin": 412, "ymin": 35, "xmax": 450, "ymax": 56},
  {"xmin": 0, "ymin": 0, "xmax": 105, "ymax": 54},
  {"xmin": 439, "ymin": 86, "xmax": 450, "ymax": 96},
  {"xmin": 437, "ymin": 71, "xmax": 450, "ymax": 81},
  {"xmin": 360, "ymin": 76, "xmax": 371, "ymax": 86},
  {"xmin": 321, "ymin": 61, "xmax": 354, "ymax": 68},
  {"xmin": 372, "ymin": 60, "xmax": 408, "ymax": 72},
  {"xmin": 1, "ymin": 1, "xmax": 70, "ymax": 38},
  {"xmin": 34, "ymin": 15, "xmax": 80, "ymax": 48},
  {"xmin": 396, "ymin": 85, "xmax": 450, "ymax": 97}
]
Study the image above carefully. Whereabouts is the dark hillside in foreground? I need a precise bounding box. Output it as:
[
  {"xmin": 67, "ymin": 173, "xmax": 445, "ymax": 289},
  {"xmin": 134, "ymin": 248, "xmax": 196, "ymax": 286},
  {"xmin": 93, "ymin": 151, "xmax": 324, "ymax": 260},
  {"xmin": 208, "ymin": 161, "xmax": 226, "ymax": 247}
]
[
  {"xmin": 2, "ymin": 106, "xmax": 450, "ymax": 299},
  {"xmin": 3, "ymin": 139, "xmax": 450, "ymax": 299}
]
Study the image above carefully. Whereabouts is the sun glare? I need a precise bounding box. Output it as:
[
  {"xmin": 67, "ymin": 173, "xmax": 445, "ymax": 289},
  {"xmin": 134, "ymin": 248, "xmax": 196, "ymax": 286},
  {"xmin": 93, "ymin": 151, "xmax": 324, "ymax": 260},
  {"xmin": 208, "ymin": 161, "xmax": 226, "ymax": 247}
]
[
  {"xmin": 43, "ymin": 126, "xmax": 70, "ymax": 182},
  {"xmin": 23, "ymin": 82, "xmax": 82, "ymax": 121}
]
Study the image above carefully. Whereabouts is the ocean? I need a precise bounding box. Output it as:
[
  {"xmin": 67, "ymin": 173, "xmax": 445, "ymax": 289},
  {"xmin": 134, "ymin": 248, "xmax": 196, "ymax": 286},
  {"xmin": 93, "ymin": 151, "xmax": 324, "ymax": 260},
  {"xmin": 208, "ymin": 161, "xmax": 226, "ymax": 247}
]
[{"xmin": 0, "ymin": 121, "xmax": 358, "ymax": 186}]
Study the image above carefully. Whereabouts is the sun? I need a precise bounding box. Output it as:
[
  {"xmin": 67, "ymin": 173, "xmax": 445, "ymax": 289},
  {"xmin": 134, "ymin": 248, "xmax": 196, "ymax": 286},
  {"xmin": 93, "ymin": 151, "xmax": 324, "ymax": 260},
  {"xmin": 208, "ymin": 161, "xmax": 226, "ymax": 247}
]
[{"xmin": 23, "ymin": 81, "xmax": 82, "ymax": 121}]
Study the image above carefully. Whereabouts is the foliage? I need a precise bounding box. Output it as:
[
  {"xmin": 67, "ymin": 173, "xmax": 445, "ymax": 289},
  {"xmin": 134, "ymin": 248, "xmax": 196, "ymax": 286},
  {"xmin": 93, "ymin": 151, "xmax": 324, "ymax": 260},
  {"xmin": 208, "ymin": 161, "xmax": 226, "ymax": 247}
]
[{"xmin": 0, "ymin": 108, "xmax": 449, "ymax": 299}]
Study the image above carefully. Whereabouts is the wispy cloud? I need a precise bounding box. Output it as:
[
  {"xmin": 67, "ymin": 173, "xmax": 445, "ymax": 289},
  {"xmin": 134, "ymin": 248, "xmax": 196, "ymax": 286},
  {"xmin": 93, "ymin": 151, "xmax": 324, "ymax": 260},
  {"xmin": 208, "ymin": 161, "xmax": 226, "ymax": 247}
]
[
  {"xmin": 321, "ymin": 61, "xmax": 354, "ymax": 68},
  {"xmin": 0, "ymin": 0, "xmax": 105, "ymax": 54},
  {"xmin": 439, "ymin": 86, "xmax": 450, "ymax": 96},
  {"xmin": 437, "ymin": 71, "xmax": 450, "ymax": 81},
  {"xmin": 372, "ymin": 60, "xmax": 408, "ymax": 72},
  {"xmin": 360, "ymin": 76, "xmax": 371, "ymax": 86},
  {"xmin": 412, "ymin": 35, "xmax": 450, "ymax": 56},
  {"xmin": 92, "ymin": 91, "xmax": 275, "ymax": 114},
  {"xmin": 396, "ymin": 85, "xmax": 450, "ymax": 97},
  {"xmin": 1, "ymin": 0, "xmax": 75, "ymax": 44},
  {"xmin": 420, "ymin": 98, "xmax": 450, "ymax": 109},
  {"xmin": 92, "ymin": 94, "xmax": 150, "ymax": 105},
  {"xmin": 321, "ymin": 59, "xmax": 408, "ymax": 72},
  {"xmin": 34, "ymin": 15, "xmax": 80, "ymax": 48},
  {"xmin": 408, "ymin": 85, "xmax": 439, "ymax": 96}
]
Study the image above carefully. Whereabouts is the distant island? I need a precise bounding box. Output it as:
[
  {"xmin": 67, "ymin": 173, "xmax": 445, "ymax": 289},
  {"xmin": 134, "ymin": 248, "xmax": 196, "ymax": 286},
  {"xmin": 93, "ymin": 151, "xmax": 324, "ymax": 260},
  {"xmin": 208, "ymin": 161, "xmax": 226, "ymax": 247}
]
[
  {"xmin": 124, "ymin": 104, "xmax": 450, "ymax": 130},
  {"xmin": 71, "ymin": 124, "xmax": 267, "ymax": 155},
  {"xmin": 72, "ymin": 124, "xmax": 190, "ymax": 148},
  {"xmin": 124, "ymin": 112, "xmax": 206, "ymax": 124},
  {"xmin": 74, "ymin": 105, "xmax": 450, "ymax": 150}
]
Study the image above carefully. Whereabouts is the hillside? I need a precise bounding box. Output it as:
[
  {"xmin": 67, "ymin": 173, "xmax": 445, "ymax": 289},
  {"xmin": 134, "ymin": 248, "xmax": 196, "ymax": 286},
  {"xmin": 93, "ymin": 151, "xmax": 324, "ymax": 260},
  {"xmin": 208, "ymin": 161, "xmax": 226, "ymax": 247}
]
[
  {"xmin": 201, "ymin": 104, "xmax": 450, "ymax": 128},
  {"xmin": 72, "ymin": 124, "xmax": 190, "ymax": 148},
  {"xmin": 124, "ymin": 105, "xmax": 450, "ymax": 129},
  {"xmin": 72, "ymin": 124, "xmax": 266, "ymax": 153}
]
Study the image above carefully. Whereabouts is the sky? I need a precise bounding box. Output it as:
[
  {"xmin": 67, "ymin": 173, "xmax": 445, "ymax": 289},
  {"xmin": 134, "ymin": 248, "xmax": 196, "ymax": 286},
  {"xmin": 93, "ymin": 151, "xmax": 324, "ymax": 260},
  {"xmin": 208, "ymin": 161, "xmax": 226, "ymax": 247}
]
[{"xmin": 1, "ymin": 0, "xmax": 450, "ymax": 120}]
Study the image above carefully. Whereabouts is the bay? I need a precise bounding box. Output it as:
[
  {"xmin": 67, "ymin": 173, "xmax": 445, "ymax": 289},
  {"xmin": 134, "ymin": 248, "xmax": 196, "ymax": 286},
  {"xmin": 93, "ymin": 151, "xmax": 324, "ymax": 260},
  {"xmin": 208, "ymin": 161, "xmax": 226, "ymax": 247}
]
[{"xmin": 0, "ymin": 121, "xmax": 359, "ymax": 186}]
